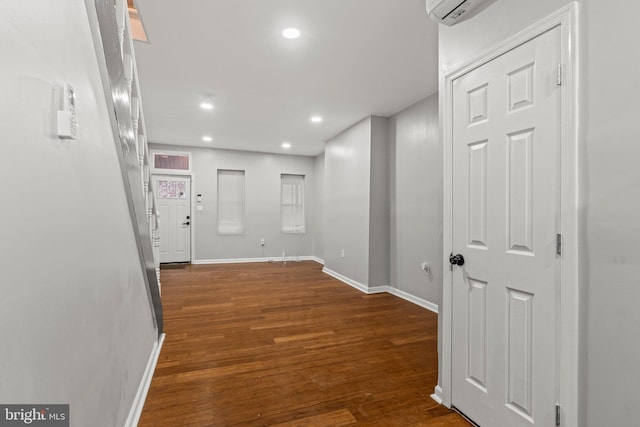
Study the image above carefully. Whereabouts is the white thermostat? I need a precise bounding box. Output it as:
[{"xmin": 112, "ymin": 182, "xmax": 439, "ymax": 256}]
[{"xmin": 57, "ymin": 83, "xmax": 78, "ymax": 139}]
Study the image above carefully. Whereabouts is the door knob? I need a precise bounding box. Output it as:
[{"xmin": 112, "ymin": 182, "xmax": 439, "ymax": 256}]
[
  {"xmin": 449, "ymin": 253, "xmax": 465, "ymax": 266},
  {"xmin": 182, "ymin": 221, "xmax": 190, "ymax": 226}
]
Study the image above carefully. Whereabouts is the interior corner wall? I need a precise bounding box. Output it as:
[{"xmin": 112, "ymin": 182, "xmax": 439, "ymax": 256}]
[
  {"xmin": 389, "ymin": 116, "xmax": 398, "ymax": 290},
  {"xmin": 313, "ymin": 154, "xmax": 325, "ymax": 261},
  {"xmin": 324, "ymin": 117, "xmax": 373, "ymax": 286},
  {"xmin": 0, "ymin": 2, "xmax": 157, "ymax": 426},
  {"xmin": 389, "ymin": 94, "xmax": 441, "ymax": 304},
  {"xmin": 368, "ymin": 116, "xmax": 390, "ymax": 287},
  {"xmin": 149, "ymin": 144, "xmax": 316, "ymax": 261}
]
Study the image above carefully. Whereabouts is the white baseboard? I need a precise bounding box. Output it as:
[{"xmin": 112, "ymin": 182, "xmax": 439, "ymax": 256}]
[
  {"xmin": 387, "ymin": 287, "xmax": 438, "ymax": 314},
  {"xmin": 271, "ymin": 256, "xmax": 317, "ymax": 263},
  {"xmin": 321, "ymin": 268, "xmax": 438, "ymax": 313},
  {"xmin": 193, "ymin": 256, "xmax": 319, "ymax": 265},
  {"xmin": 321, "ymin": 268, "xmax": 389, "ymax": 295},
  {"xmin": 322, "ymin": 267, "xmax": 371, "ymax": 293},
  {"xmin": 431, "ymin": 385, "xmax": 444, "ymax": 405},
  {"xmin": 367, "ymin": 285, "xmax": 390, "ymax": 294},
  {"xmin": 193, "ymin": 257, "xmax": 270, "ymax": 264},
  {"xmin": 124, "ymin": 333, "xmax": 165, "ymax": 427},
  {"xmin": 311, "ymin": 256, "xmax": 325, "ymax": 265}
]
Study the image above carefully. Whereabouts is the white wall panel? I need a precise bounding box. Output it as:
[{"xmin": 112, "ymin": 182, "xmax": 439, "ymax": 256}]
[
  {"xmin": 507, "ymin": 288, "xmax": 534, "ymax": 420},
  {"xmin": 313, "ymin": 154, "xmax": 325, "ymax": 260},
  {"xmin": 583, "ymin": 2, "xmax": 640, "ymax": 426},
  {"xmin": 323, "ymin": 118, "xmax": 372, "ymax": 285},
  {"xmin": 150, "ymin": 144, "xmax": 315, "ymax": 261},
  {"xmin": 467, "ymin": 278, "xmax": 488, "ymax": 391},
  {"xmin": 368, "ymin": 116, "xmax": 390, "ymax": 287},
  {"xmin": 508, "ymin": 64, "xmax": 535, "ymax": 112},
  {"xmin": 468, "ymin": 141, "xmax": 488, "ymax": 248},
  {"xmin": 507, "ymin": 130, "xmax": 534, "ymax": 254},
  {"xmin": 175, "ymin": 205, "xmax": 187, "ymax": 253},
  {"xmin": 468, "ymin": 84, "xmax": 489, "ymax": 125},
  {"xmin": 388, "ymin": 95, "xmax": 441, "ymax": 305},
  {"xmin": 0, "ymin": 2, "xmax": 156, "ymax": 425},
  {"xmin": 158, "ymin": 205, "xmax": 169, "ymax": 255}
]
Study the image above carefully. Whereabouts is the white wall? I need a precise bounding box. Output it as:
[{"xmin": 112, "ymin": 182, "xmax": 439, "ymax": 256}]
[
  {"xmin": 150, "ymin": 144, "xmax": 316, "ymax": 262},
  {"xmin": 323, "ymin": 116, "xmax": 390, "ymax": 288},
  {"xmin": 439, "ymin": 1, "xmax": 640, "ymax": 426},
  {"xmin": 313, "ymin": 154, "xmax": 325, "ymax": 261},
  {"xmin": 368, "ymin": 116, "xmax": 390, "ymax": 287},
  {"xmin": 389, "ymin": 94, "xmax": 441, "ymax": 304},
  {"xmin": 324, "ymin": 118, "xmax": 373, "ymax": 284},
  {"xmin": 0, "ymin": 2, "xmax": 157, "ymax": 426},
  {"xmin": 438, "ymin": 0, "xmax": 573, "ymax": 73},
  {"xmin": 583, "ymin": 2, "xmax": 640, "ymax": 426}
]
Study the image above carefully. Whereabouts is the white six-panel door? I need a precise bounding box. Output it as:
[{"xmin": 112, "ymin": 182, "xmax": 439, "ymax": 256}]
[
  {"xmin": 451, "ymin": 26, "xmax": 561, "ymax": 426},
  {"xmin": 153, "ymin": 175, "xmax": 191, "ymax": 263}
]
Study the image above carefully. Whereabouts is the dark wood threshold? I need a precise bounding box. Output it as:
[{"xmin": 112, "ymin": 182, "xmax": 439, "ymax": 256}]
[{"xmin": 160, "ymin": 262, "xmax": 191, "ymax": 270}]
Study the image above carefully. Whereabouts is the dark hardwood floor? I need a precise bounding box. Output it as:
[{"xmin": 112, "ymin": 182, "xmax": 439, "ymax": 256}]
[{"xmin": 139, "ymin": 261, "xmax": 469, "ymax": 426}]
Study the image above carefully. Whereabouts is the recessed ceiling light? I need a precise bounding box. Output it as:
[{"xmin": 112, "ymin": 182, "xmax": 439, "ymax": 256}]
[
  {"xmin": 282, "ymin": 142, "xmax": 291, "ymax": 149},
  {"xmin": 200, "ymin": 99, "xmax": 214, "ymax": 110},
  {"xmin": 282, "ymin": 28, "xmax": 300, "ymax": 39},
  {"xmin": 202, "ymin": 135, "xmax": 213, "ymax": 142},
  {"xmin": 310, "ymin": 115, "xmax": 323, "ymax": 123}
]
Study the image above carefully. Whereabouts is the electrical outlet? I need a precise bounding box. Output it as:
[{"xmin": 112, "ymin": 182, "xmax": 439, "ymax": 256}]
[
  {"xmin": 421, "ymin": 262, "xmax": 431, "ymax": 276},
  {"xmin": 341, "ymin": 249, "xmax": 345, "ymax": 258},
  {"xmin": 260, "ymin": 238, "xmax": 265, "ymax": 247}
]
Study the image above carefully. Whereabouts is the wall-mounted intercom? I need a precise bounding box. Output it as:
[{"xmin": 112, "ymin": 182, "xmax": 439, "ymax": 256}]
[{"xmin": 57, "ymin": 83, "xmax": 78, "ymax": 140}]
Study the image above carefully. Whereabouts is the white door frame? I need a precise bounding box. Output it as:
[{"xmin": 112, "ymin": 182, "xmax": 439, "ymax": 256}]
[
  {"xmin": 152, "ymin": 172, "xmax": 196, "ymax": 263},
  {"xmin": 437, "ymin": 3, "xmax": 579, "ymax": 427}
]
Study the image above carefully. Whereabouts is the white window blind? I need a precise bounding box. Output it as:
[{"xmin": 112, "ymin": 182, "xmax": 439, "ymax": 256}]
[
  {"xmin": 217, "ymin": 170, "xmax": 245, "ymax": 234},
  {"xmin": 281, "ymin": 174, "xmax": 305, "ymax": 233}
]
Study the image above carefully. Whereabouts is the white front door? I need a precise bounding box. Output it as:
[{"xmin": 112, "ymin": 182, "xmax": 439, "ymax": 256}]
[
  {"xmin": 451, "ymin": 27, "xmax": 561, "ymax": 426},
  {"xmin": 153, "ymin": 175, "xmax": 191, "ymax": 263}
]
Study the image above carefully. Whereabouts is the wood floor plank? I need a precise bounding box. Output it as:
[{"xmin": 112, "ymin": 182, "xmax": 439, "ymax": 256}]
[
  {"xmin": 269, "ymin": 409, "xmax": 357, "ymax": 427},
  {"xmin": 139, "ymin": 261, "xmax": 470, "ymax": 426},
  {"xmin": 273, "ymin": 330, "xmax": 336, "ymax": 343}
]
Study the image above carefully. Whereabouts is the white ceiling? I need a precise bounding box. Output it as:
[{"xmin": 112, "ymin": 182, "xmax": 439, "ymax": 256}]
[{"xmin": 133, "ymin": 0, "xmax": 439, "ymax": 157}]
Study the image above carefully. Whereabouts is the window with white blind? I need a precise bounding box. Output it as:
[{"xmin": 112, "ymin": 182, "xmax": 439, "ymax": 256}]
[
  {"xmin": 281, "ymin": 174, "xmax": 305, "ymax": 233},
  {"xmin": 217, "ymin": 170, "xmax": 245, "ymax": 234}
]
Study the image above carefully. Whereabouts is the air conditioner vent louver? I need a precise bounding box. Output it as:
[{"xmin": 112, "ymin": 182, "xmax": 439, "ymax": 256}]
[
  {"xmin": 426, "ymin": 0, "xmax": 486, "ymax": 26},
  {"xmin": 432, "ymin": 0, "xmax": 469, "ymax": 19}
]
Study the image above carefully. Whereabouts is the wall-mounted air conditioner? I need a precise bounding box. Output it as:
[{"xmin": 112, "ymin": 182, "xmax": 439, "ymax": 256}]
[{"xmin": 426, "ymin": 0, "xmax": 487, "ymax": 26}]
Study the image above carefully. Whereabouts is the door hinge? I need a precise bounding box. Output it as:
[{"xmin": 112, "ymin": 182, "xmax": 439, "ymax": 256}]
[
  {"xmin": 557, "ymin": 63, "xmax": 563, "ymax": 86},
  {"xmin": 556, "ymin": 234, "xmax": 562, "ymax": 256},
  {"xmin": 556, "ymin": 403, "xmax": 561, "ymax": 426}
]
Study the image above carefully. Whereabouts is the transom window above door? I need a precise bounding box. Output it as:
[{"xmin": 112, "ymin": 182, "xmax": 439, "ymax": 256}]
[{"xmin": 150, "ymin": 150, "xmax": 192, "ymax": 174}]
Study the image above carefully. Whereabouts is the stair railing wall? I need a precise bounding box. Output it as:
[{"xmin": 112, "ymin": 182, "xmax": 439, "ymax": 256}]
[{"xmin": 85, "ymin": 0, "xmax": 163, "ymax": 336}]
